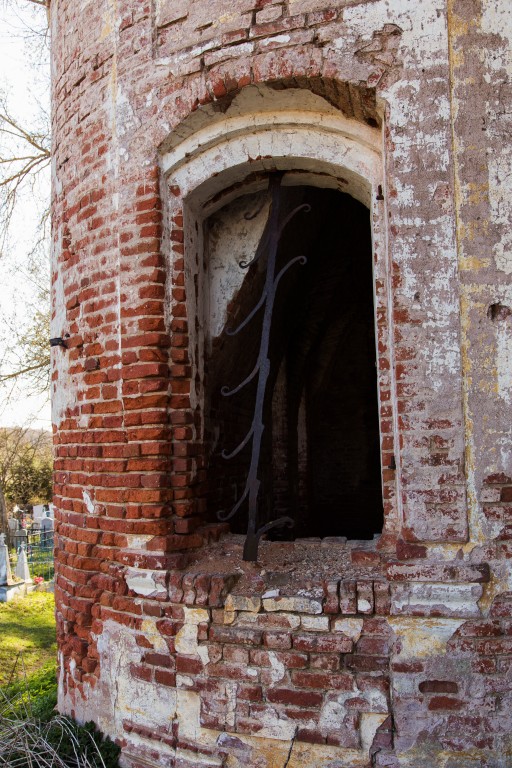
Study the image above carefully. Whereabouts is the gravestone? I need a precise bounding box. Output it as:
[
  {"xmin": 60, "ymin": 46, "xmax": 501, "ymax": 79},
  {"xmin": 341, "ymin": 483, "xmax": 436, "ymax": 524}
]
[
  {"xmin": 0, "ymin": 533, "xmax": 14, "ymax": 585},
  {"xmin": 0, "ymin": 532, "xmax": 25, "ymax": 602},
  {"xmin": 15, "ymin": 543, "xmax": 32, "ymax": 583}
]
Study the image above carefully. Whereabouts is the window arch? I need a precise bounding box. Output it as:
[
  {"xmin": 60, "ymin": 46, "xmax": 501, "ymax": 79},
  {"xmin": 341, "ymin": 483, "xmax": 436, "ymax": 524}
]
[{"xmin": 160, "ymin": 83, "xmax": 400, "ymax": 555}]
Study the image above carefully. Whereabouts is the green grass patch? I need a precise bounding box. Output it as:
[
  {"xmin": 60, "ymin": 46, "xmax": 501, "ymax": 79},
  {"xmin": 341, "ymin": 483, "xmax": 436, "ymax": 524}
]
[
  {"xmin": 0, "ymin": 592, "xmax": 120, "ymax": 767},
  {"xmin": 0, "ymin": 592, "xmax": 57, "ymax": 686},
  {"xmin": 2, "ymin": 660, "xmax": 58, "ymax": 721}
]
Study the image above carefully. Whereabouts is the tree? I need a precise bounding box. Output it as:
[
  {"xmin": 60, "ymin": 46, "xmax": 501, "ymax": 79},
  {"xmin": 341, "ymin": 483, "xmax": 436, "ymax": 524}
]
[
  {"xmin": 0, "ymin": 0, "xmax": 51, "ymax": 400},
  {"xmin": 5, "ymin": 445, "xmax": 52, "ymax": 507},
  {"xmin": 0, "ymin": 426, "xmax": 52, "ymax": 533}
]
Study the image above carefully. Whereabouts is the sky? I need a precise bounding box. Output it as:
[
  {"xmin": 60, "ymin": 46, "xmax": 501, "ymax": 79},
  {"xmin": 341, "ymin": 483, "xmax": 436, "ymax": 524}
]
[{"xmin": 0, "ymin": 2, "xmax": 51, "ymax": 430}]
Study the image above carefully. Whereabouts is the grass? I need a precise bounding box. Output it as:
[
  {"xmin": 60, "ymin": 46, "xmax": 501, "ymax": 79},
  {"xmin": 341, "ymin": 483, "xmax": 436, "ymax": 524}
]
[
  {"xmin": 0, "ymin": 592, "xmax": 57, "ymax": 687},
  {"xmin": 0, "ymin": 592, "xmax": 121, "ymax": 767},
  {"xmin": 2, "ymin": 662, "xmax": 58, "ymax": 721}
]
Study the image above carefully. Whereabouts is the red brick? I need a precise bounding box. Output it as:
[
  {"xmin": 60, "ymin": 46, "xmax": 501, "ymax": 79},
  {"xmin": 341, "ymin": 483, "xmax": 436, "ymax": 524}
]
[
  {"xmin": 419, "ymin": 680, "xmax": 458, "ymax": 694},
  {"xmin": 176, "ymin": 656, "xmax": 203, "ymax": 675},
  {"xmin": 154, "ymin": 669, "xmax": 176, "ymax": 687},
  {"xmin": 291, "ymin": 670, "xmax": 353, "ymax": 690},
  {"xmin": 237, "ymin": 684, "xmax": 263, "ymax": 701},
  {"xmin": 263, "ymin": 631, "xmax": 292, "ymax": 650},
  {"xmin": 267, "ymin": 688, "xmax": 323, "ymax": 707},
  {"xmin": 130, "ymin": 664, "xmax": 152, "ymax": 682},
  {"xmin": 209, "ymin": 626, "xmax": 263, "ymax": 646},
  {"xmin": 293, "ymin": 634, "xmax": 353, "ymax": 654},
  {"xmin": 144, "ymin": 652, "xmax": 172, "ymax": 668},
  {"xmin": 297, "ymin": 728, "xmax": 326, "ymax": 744},
  {"xmin": 428, "ymin": 696, "xmax": 463, "ymax": 711}
]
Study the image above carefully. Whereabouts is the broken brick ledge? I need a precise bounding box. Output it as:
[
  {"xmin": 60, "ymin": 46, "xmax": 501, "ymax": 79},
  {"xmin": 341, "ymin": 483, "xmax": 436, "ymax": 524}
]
[{"xmin": 119, "ymin": 534, "xmax": 490, "ymax": 621}]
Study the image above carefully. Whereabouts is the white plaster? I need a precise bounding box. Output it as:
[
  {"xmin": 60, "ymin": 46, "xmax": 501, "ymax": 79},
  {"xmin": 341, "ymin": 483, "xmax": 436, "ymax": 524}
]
[
  {"xmin": 125, "ymin": 534, "xmax": 154, "ymax": 549},
  {"xmin": 497, "ymin": 319, "xmax": 512, "ymax": 402},
  {"xmin": 481, "ymin": 1, "xmax": 512, "ymax": 78},
  {"xmin": 319, "ymin": 692, "xmax": 355, "ymax": 733},
  {"xmin": 51, "ymin": 153, "xmax": 62, "ymax": 196},
  {"xmin": 175, "ymin": 607, "xmax": 210, "ymax": 664},
  {"xmin": 300, "ymin": 616, "xmax": 330, "ymax": 632},
  {"xmin": 225, "ymin": 594, "xmax": 262, "ymax": 613},
  {"xmin": 161, "ymin": 87, "xmax": 381, "ymax": 215},
  {"xmin": 358, "ymin": 597, "xmax": 373, "ymax": 614},
  {"xmin": 171, "ymin": 126, "xmax": 378, "ymax": 213},
  {"xmin": 488, "ymin": 151, "xmax": 512, "ymax": 274},
  {"xmin": 176, "ymin": 689, "xmax": 202, "ymax": 741},
  {"xmin": 207, "ymin": 192, "xmax": 269, "ymax": 339},
  {"xmin": 140, "ymin": 618, "xmax": 169, "ymax": 653},
  {"xmin": 426, "ymin": 340, "xmax": 461, "ymax": 388},
  {"xmin": 82, "ymin": 490, "xmax": 95, "ymax": 514},
  {"xmin": 332, "ymin": 618, "xmax": 364, "ymax": 642},
  {"xmin": 363, "ymin": 686, "xmax": 388, "ymax": 714},
  {"xmin": 249, "ymin": 703, "xmax": 297, "ymax": 741},
  {"xmin": 391, "ymin": 582, "xmax": 482, "ymax": 618},
  {"xmin": 497, "ymin": 435, "xmax": 512, "ymax": 486},
  {"xmin": 360, "ymin": 713, "xmax": 389, "ymax": 753},
  {"xmin": 163, "ymin": 85, "xmax": 379, "ymax": 151},
  {"xmin": 176, "ymin": 674, "xmax": 194, "ymax": 687},
  {"xmin": 175, "ymin": 623, "xmax": 200, "ymax": 654},
  {"xmin": 268, "ymin": 651, "xmax": 286, "ymax": 684},
  {"xmin": 394, "ymin": 178, "xmax": 416, "ymax": 207},
  {"xmin": 115, "ymin": 85, "xmax": 138, "ymax": 138},
  {"xmin": 224, "ymin": 682, "xmax": 237, "ymax": 729},
  {"xmin": 319, "ymin": 677, "xmax": 388, "ymax": 743},
  {"xmin": 388, "ymin": 617, "xmax": 465, "ymax": 659},
  {"xmin": 62, "ymin": 620, "xmax": 178, "ymax": 741},
  {"xmin": 126, "ymin": 569, "xmax": 167, "ymax": 598},
  {"xmin": 260, "ymin": 34, "xmax": 290, "ymax": 47}
]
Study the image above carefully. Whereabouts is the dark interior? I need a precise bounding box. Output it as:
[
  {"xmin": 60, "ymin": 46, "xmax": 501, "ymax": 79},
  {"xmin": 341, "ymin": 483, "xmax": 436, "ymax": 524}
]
[{"xmin": 206, "ymin": 183, "xmax": 383, "ymax": 540}]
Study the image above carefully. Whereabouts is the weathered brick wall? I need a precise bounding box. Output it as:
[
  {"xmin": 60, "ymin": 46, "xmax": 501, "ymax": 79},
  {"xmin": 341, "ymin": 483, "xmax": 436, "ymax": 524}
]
[{"xmin": 50, "ymin": 0, "xmax": 512, "ymax": 765}]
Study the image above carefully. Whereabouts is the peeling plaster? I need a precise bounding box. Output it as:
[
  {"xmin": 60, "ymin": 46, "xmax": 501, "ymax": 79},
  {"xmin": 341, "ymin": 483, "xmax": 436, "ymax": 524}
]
[
  {"xmin": 332, "ymin": 618, "xmax": 364, "ymax": 642},
  {"xmin": 62, "ymin": 621, "xmax": 177, "ymax": 744},
  {"xmin": 388, "ymin": 617, "xmax": 464, "ymax": 659},
  {"xmin": 82, "ymin": 490, "xmax": 95, "ymax": 514},
  {"xmin": 488, "ymin": 152, "xmax": 512, "ymax": 275},
  {"xmin": 391, "ymin": 582, "xmax": 482, "ymax": 618},
  {"xmin": 175, "ymin": 607, "xmax": 210, "ymax": 665},
  {"xmin": 126, "ymin": 569, "xmax": 167, "ymax": 598},
  {"xmin": 268, "ymin": 651, "xmax": 286, "ymax": 684}
]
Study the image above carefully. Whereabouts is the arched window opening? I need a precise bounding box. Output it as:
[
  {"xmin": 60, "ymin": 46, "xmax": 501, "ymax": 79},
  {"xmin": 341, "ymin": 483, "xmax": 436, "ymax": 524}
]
[{"xmin": 205, "ymin": 182, "xmax": 383, "ymax": 546}]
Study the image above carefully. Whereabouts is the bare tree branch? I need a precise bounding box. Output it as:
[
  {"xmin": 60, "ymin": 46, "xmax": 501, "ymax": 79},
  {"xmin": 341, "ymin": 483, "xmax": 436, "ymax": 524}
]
[{"xmin": 0, "ymin": 1, "xmax": 51, "ymax": 401}]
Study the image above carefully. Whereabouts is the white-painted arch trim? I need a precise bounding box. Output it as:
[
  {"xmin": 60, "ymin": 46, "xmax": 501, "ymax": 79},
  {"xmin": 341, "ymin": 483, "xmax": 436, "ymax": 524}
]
[{"xmin": 161, "ymin": 110, "xmax": 382, "ymax": 213}]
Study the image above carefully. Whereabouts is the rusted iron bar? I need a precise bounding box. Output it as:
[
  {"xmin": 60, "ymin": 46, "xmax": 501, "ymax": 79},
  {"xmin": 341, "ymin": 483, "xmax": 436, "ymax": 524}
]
[{"xmin": 218, "ymin": 174, "xmax": 310, "ymax": 561}]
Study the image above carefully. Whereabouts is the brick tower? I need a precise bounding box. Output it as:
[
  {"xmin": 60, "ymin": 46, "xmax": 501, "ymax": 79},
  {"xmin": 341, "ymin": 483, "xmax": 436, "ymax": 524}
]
[{"xmin": 50, "ymin": 1, "xmax": 512, "ymax": 765}]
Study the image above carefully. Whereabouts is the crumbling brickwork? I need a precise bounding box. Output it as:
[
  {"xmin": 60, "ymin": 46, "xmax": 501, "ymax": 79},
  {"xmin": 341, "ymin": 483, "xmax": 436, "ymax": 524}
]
[{"xmin": 50, "ymin": 0, "xmax": 512, "ymax": 765}]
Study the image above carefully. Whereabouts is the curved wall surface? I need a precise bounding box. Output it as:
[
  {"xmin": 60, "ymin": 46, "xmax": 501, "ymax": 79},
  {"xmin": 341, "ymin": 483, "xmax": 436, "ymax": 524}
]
[{"xmin": 50, "ymin": 1, "xmax": 512, "ymax": 765}]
